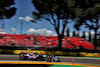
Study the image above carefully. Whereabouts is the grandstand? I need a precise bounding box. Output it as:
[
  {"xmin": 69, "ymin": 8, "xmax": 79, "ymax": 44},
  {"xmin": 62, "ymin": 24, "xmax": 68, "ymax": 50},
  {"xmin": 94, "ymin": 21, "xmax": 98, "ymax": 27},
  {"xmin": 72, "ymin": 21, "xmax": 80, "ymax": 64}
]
[{"xmin": 0, "ymin": 33, "xmax": 96, "ymax": 50}]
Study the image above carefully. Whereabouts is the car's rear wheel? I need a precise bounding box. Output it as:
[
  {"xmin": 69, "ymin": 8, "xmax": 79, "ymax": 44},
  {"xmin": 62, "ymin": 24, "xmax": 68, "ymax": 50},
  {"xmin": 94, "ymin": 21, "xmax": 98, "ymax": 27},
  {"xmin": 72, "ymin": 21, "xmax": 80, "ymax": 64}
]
[{"xmin": 19, "ymin": 55, "xmax": 24, "ymax": 60}]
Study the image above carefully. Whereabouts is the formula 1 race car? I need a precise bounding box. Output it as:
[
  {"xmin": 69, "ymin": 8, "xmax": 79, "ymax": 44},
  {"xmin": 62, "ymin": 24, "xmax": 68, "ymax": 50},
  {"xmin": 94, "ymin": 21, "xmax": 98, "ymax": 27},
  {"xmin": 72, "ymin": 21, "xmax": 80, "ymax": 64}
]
[{"xmin": 19, "ymin": 52, "xmax": 61, "ymax": 62}]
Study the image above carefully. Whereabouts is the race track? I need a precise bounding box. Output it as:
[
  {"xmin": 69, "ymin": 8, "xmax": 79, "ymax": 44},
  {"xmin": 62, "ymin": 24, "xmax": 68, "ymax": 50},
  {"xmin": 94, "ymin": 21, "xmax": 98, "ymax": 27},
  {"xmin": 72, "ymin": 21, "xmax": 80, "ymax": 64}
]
[{"xmin": 0, "ymin": 55, "xmax": 100, "ymax": 66}]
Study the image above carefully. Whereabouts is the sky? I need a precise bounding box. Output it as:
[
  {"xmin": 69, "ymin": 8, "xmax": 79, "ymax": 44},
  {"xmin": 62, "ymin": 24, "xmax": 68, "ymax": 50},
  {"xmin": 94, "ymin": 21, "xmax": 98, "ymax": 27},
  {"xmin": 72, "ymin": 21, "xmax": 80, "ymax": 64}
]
[{"xmin": 0, "ymin": 0, "xmax": 97, "ymax": 37}]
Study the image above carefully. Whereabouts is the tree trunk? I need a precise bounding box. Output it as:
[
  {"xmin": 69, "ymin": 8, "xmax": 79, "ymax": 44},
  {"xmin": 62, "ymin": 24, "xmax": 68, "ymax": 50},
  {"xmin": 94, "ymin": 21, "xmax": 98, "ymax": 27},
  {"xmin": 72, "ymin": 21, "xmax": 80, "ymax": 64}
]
[
  {"xmin": 88, "ymin": 31, "xmax": 91, "ymax": 42},
  {"xmin": 94, "ymin": 30, "xmax": 97, "ymax": 50},
  {"xmin": 58, "ymin": 35, "xmax": 63, "ymax": 49}
]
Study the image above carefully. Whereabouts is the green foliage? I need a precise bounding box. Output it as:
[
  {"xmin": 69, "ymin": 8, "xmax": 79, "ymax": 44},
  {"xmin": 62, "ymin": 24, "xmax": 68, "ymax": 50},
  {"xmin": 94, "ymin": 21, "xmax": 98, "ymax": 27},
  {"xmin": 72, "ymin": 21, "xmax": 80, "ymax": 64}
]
[
  {"xmin": 32, "ymin": 0, "xmax": 100, "ymax": 49},
  {"xmin": 0, "ymin": 0, "xmax": 17, "ymax": 19},
  {"xmin": 74, "ymin": 0, "xmax": 100, "ymax": 30},
  {"xmin": 73, "ymin": 0, "xmax": 100, "ymax": 49},
  {"xmin": 31, "ymin": 0, "xmax": 78, "ymax": 49}
]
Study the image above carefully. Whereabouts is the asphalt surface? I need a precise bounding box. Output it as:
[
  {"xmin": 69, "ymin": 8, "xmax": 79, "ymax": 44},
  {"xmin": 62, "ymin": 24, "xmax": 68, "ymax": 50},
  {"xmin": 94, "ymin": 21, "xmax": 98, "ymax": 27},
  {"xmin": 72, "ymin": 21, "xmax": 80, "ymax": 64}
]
[{"xmin": 0, "ymin": 55, "xmax": 100, "ymax": 66}]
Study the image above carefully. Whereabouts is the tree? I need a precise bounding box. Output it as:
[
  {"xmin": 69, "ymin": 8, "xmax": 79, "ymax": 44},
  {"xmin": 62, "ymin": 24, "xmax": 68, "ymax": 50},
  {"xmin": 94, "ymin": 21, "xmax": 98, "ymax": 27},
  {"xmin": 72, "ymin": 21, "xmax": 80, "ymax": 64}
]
[
  {"xmin": 0, "ymin": 0, "xmax": 16, "ymax": 19},
  {"xmin": 72, "ymin": 30, "xmax": 76, "ymax": 37},
  {"xmin": 31, "ymin": 0, "xmax": 77, "ymax": 49},
  {"xmin": 88, "ymin": 31, "xmax": 91, "ymax": 42},
  {"xmin": 66, "ymin": 27, "xmax": 70, "ymax": 37},
  {"xmin": 82, "ymin": 31, "xmax": 86, "ymax": 40},
  {"xmin": 74, "ymin": 0, "xmax": 100, "ymax": 49}
]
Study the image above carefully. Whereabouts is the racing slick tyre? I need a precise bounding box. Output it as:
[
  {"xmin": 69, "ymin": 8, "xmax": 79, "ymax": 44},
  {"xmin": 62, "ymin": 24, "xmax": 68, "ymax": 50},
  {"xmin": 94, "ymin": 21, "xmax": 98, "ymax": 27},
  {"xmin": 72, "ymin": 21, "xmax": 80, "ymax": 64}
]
[
  {"xmin": 19, "ymin": 55, "xmax": 24, "ymax": 60},
  {"xmin": 44, "ymin": 57, "xmax": 51, "ymax": 62}
]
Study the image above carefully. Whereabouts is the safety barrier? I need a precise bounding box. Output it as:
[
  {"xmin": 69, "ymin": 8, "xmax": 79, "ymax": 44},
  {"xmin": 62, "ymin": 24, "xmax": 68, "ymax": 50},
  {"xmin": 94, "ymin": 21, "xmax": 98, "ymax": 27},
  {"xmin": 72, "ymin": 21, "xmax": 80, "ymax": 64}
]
[{"xmin": 0, "ymin": 49, "xmax": 100, "ymax": 57}]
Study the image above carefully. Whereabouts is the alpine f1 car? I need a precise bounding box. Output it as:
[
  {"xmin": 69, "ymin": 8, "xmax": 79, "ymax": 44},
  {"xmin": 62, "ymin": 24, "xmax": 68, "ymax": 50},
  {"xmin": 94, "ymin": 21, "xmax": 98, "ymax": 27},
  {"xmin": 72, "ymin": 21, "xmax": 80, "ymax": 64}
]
[{"xmin": 19, "ymin": 52, "xmax": 61, "ymax": 62}]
